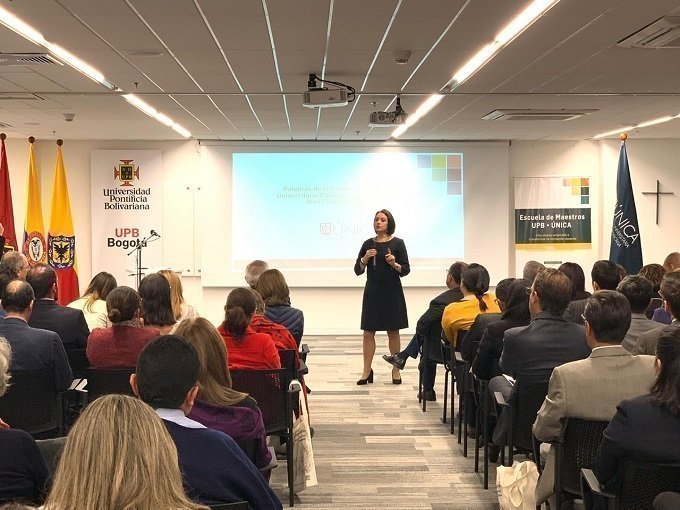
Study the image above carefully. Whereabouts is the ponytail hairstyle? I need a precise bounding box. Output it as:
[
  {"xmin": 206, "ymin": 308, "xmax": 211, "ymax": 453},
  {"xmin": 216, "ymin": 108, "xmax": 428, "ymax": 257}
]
[
  {"xmin": 223, "ymin": 287, "xmax": 256, "ymax": 340},
  {"xmin": 461, "ymin": 263, "xmax": 491, "ymax": 312}
]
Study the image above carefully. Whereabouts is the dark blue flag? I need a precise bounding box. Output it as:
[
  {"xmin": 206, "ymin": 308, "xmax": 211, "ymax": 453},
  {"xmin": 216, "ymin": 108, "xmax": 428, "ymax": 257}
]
[{"xmin": 609, "ymin": 141, "xmax": 643, "ymax": 274}]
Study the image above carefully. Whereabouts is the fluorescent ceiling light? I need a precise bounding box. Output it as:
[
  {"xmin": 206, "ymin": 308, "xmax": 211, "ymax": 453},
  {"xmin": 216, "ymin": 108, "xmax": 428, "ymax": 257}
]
[
  {"xmin": 394, "ymin": 0, "xmax": 560, "ymax": 138},
  {"xmin": 593, "ymin": 126, "xmax": 635, "ymax": 139},
  {"xmin": 123, "ymin": 94, "xmax": 192, "ymax": 139},
  {"xmin": 495, "ymin": 0, "xmax": 559, "ymax": 45},
  {"xmin": 47, "ymin": 43, "xmax": 117, "ymax": 91},
  {"xmin": 636, "ymin": 115, "xmax": 673, "ymax": 128},
  {"xmin": 391, "ymin": 94, "xmax": 443, "ymax": 138},
  {"xmin": 0, "ymin": 5, "xmax": 46, "ymax": 46}
]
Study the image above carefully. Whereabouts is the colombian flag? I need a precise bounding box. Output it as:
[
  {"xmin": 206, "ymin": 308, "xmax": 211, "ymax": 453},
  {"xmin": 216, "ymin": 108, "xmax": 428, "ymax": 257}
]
[
  {"xmin": 0, "ymin": 134, "xmax": 18, "ymax": 251},
  {"xmin": 23, "ymin": 137, "xmax": 47, "ymax": 267},
  {"xmin": 48, "ymin": 140, "xmax": 79, "ymax": 305}
]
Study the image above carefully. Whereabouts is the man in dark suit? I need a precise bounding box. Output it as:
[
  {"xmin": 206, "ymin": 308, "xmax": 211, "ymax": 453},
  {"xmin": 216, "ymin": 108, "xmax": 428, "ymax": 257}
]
[
  {"xmin": 633, "ymin": 270, "xmax": 680, "ymax": 355},
  {"xmin": 0, "ymin": 280, "xmax": 72, "ymax": 391},
  {"xmin": 382, "ymin": 261, "xmax": 467, "ymax": 401},
  {"xmin": 26, "ymin": 264, "xmax": 89, "ymax": 351},
  {"xmin": 489, "ymin": 268, "xmax": 591, "ymax": 445}
]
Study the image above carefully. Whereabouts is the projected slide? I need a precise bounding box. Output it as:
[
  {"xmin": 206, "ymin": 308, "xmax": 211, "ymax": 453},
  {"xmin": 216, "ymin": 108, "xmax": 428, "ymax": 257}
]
[{"xmin": 231, "ymin": 152, "xmax": 464, "ymax": 272}]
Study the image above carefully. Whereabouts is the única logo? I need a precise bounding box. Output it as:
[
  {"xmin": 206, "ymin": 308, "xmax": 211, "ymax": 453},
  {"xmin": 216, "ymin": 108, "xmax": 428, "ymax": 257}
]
[{"xmin": 114, "ymin": 160, "xmax": 140, "ymax": 187}]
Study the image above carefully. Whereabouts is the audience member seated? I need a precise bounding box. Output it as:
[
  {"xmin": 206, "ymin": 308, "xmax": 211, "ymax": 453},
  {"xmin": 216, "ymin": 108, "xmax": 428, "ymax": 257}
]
[
  {"xmin": 138, "ymin": 273, "xmax": 176, "ymax": 334},
  {"xmin": 559, "ymin": 262, "xmax": 591, "ymax": 303},
  {"xmin": 244, "ymin": 259, "xmax": 269, "ymax": 289},
  {"xmin": 459, "ymin": 278, "xmax": 512, "ymax": 363},
  {"xmin": 255, "ymin": 269, "xmax": 304, "ymax": 345},
  {"xmin": 382, "ymin": 262, "xmax": 466, "ymax": 401},
  {"xmin": 86, "ymin": 286, "xmax": 159, "ymax": 368},
  {"xmin": 67, "ymin": 272, "xmax": 117, "ymax": 331},
  {"xmin": 523, "ymin": 260, "xmax": 545, "ymax": 282},
  {"xmin": 652, "ymin": 253, "xmax": 679, "ymax": 325},
  {"xmin": 653, "ymin": 492, "xmax": 680, "ymax": 510},
  {"xmin": 441, "ymin": 263, "xmax": 500, "ymax": 347},
  {"xmin": 617, "ymin": 275, "xmax": 659, "ymax": 352},
  {"xmin": 0, "ymin": 280, "xmax": 72, "ymax": 392},
  {"xmin": 472, "ymin": 278, "xmax": 531, "ymax": 381},
  {"xmin": 591, "ymin": 328, "xmax": 680, "ymax": 508},
  {"xmin": 176, "ymin": 318, "xmax": 275, "ymax": 474},
  {"xmin": 533, "ymin": 290, "xmax": 655, "ymax": 507},
  {"xmin": 218, "ymin": 288, "xmax": 280, "ymax": 370},
  {"xmin": 564, "ymin": 260, "xmax": 621, "ymax": 325},
  {"xmin": 249, "ymin": 289, "xmax": 298, "ymax": 353},
  {"xmin": 26, "ymin": 264, "xmax": 89, "ymax": 351},
  {"xmin": 0, "ymin": 250, "xmax": 29, "ymax": 282},
  {"xmin": 489, "ymin": 268, "xmax": 590, "ymax": 444},
  {"xmin": 42, "ymin": 394, "xmax": 209, "ymax": 510},
  {"xmin": 131, "ymin": 335, "xmax": 282, "ymax": 509},
  {"xmin": 0, "ymin": 336, "xmax": 49, "ymax": 505},
  {"xmin": 633, "ymin": 270, "xmax": 680, "ymax": 355},
  {"xmin": 159, "ymin": 269, "xmax": 199, "ymax": 323},
  {"xmin": 640, "ymin": 263, "xmax": 667, "ymax": 319}
]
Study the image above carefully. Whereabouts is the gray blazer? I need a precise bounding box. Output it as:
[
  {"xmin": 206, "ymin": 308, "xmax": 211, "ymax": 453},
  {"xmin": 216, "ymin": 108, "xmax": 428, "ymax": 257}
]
[
  {"xmin": 532, "ymin": 345, "xmax": 655, "ymax": 503},
  {"xmin": 632, "ymin": 320, "xmax": 679, "ymax": 356},
  {"xmin": 622, "ymin": 313, "xmax": 664, "ymax": 353}
]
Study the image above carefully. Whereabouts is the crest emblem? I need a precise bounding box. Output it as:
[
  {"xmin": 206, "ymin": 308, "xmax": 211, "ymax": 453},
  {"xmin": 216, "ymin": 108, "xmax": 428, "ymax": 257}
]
[
  {"xmin": 114, "ymin": 160, "xmax": 140, "ymax": 187},
  {"xmin": 24, "ymin": 231, "xmax": 46, "ymax": 266},
  {"xmin": 48, "ymin": 235, "xmax": 76, "ymax": 269}
]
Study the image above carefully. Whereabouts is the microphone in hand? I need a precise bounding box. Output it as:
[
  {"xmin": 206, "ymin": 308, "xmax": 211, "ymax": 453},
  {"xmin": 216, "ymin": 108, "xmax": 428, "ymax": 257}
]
[{"xmin": 372, "ymin": 241, "xmax": 377, "ymax": 266}]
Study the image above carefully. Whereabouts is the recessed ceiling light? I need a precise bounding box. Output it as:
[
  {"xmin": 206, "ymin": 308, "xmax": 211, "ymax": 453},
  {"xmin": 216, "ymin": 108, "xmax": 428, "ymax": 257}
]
[{"xmin": 128, "ymin": 50, "xmax": 165, "ymax": 58}]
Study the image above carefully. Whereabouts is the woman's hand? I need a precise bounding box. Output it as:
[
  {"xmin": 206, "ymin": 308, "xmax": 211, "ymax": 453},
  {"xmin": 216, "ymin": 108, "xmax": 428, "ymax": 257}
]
[
  {"xmin": 362, "ymin": 248, "xmax": 377, "ymax": 265},
  {"xmin": 385, "ymin": 249, "xmax": 400, "ymax": 271},
  {"xmin": 0, "ymin": 418, "xmax": 10, "ymax": 429}
]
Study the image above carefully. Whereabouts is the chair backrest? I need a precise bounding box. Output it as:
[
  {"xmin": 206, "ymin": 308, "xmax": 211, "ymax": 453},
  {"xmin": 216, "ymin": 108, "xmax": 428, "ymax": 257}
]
[
  {"xmin": 0, "ymin": 370, "xmax": 62, "ymax": 435},
  {"xmin": 86, "ymin": 368, "xmax": 135, "ymax": 401},
  {"xmin": 278, "ymin": 349, "xmax": 297, "ymax": 382},
  {"xmin": 557, "ymin": 418, "xmax": 609, "ymax": 495},
  {"xmin": 511, "ymin": 373, "xmax": 551, "ymax": 452},
  {"xmin": 230, "ymin": 368, "xmax": 289, "ymax": 435},
  {"xmin": 67, "ymin": 348, "xmax": 90, "ymax": 379},
  {"xmin": 617, "ymin": 459, "xmax": 680, "ymax": 509},
  {"xmin": 209, "ymin": 502, "xmax": 249, "ymax": 510}
]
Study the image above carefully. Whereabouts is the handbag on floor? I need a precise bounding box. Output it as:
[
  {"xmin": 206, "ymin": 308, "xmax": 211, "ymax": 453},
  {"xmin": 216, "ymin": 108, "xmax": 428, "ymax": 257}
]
[
  {"xmin": 292, "ymin": 382, "xmax": 317, "ymax": 493},
  {"xmin": 496, "ymin": 460, "xmax": 539, "ymax": 510}
]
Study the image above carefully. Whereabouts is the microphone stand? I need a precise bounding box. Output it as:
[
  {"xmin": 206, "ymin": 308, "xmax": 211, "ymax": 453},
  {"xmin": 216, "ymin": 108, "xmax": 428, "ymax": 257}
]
[{"xmin": 127, "ymin": 231, "xmax": 161, "ymax": 289}]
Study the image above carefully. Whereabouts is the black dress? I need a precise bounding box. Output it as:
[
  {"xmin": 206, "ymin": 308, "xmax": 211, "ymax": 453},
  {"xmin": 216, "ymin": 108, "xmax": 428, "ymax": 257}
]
[{"xmin": 354, "ymin": 237, "xmax": 410, "ymax": 331}]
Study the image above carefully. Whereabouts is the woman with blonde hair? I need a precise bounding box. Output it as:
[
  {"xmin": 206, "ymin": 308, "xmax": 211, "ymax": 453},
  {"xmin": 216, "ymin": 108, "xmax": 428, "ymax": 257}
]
[
  {"xmin": 67, "ymin": 272, "xmax": 117, "ymax": 330},
  {"xmin": 44, "ymin": 394, "xmax": 208, "ymax": 510},
  {"xmin": 176, "ymin": 318, "xmax": 275, "ymax": 473},
  {"xmin": 158, "ymin": 269, "xmax": 199, "ymax": 323}
]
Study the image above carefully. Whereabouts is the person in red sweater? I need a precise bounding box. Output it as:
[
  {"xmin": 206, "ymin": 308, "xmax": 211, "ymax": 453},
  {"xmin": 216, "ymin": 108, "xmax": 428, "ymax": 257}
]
[
  {"xmin": 86, "ymin": 286, "xmax": 160, "ymax": 368},
  {"xmin": 217, "ymin": 288, "xmax": 281, "ymax": 370}
]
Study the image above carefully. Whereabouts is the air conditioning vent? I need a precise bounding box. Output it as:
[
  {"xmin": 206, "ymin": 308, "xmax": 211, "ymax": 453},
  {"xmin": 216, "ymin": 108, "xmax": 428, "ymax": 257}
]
[
  {"xmin": 482, "ymin": 109, "xmax": 598, "ymax": 121},
  {"xmin": 618, "ymin": 16, "xmax": 680, "ymax": 48},
  {"xmin": 0, "ymin": 53, "xmax": 61, "ymax": 66}
]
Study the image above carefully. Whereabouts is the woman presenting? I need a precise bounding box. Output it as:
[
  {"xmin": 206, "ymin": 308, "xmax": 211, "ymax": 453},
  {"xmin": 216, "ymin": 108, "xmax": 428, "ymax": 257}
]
[{"xmin": 354, "ymin": 209, "xmax": 410, "ymax": 385}]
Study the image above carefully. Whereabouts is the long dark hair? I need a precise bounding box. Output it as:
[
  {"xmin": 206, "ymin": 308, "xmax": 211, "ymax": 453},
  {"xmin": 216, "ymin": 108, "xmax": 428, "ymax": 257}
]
[
  {"xmin": 138, "ymin": 274, "xmax": 175, "ymax": 327},
  {"xmin": 223, "ymin": 287, "xmax": 256, "ymax": 340},
  {"xmin": 502, "ymin": 279, "xmax": 531, "ymax": 324},
  {"xmin": 651, "ymin": 328, "xmax": 680, "ymax": 416},
  {"xmin": 462, "ymin": 263, "xmax": 491, "ymax": 312},
  {"xmin": 83, "ymin": 272, "xmax": 118, "ymax": 312},
  {"xmin": 558, "ymin": 262, "xmax": 589, "ymax": 301}
]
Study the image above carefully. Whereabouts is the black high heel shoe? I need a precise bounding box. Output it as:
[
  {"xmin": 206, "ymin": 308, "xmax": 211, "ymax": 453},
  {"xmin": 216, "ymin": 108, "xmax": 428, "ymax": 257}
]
[{"xmin": 357, "ymin": 369, "xmax": 374, "ymax": 385}]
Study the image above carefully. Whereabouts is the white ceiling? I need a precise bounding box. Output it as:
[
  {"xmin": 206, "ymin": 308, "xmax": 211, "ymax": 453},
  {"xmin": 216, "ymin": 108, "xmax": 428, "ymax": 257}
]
[{"xmin": 1, "ymin": 0, "xmax": 680, "ymax": 141}]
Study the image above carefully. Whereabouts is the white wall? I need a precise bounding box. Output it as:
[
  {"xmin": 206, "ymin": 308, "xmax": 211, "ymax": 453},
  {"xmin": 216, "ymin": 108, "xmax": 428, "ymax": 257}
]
[{"xmin": 2, "ymin": 137, "xmax": 676, "ymax": 334}]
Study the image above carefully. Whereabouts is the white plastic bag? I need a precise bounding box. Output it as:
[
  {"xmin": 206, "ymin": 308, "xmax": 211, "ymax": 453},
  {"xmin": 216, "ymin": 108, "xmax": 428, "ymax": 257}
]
[
  {"xmin": 292, "ymin": 384, "xmax": 317, "ymax": 493},
  {"xmin": 496, "ymin": 460, "xmax": 540, "ymax": 510}
]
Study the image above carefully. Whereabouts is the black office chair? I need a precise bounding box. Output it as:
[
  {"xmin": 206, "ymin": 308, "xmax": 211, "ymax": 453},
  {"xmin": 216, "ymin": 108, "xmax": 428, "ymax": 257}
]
[
  {"xmin": 419, "ymin": 324, "xmax": 446, "ymax": 413},
  {"xmin": 231, "ymin": 368, "xmax": 300, "ymax": 507},
  {"xmin": 582, "ymin": 460, "xmax": 680, "ymax": 510},
  {"xmin": 86, "ymin": 367, "xmax": 135, "ymax": 403},
  {"xmin": 494, "ymin": 372, "xmax": 550, "ymax": 465},
  {"xmin": 552, "ymin": 418, "xmax": 609, "ymax": 510},
  {"xmin": 66, "ymin": 348, "xmax": 90, "ymax": 380},
  {"xmin": 0, "ymin": 370, "xmax": 64, "ymax": 437}
]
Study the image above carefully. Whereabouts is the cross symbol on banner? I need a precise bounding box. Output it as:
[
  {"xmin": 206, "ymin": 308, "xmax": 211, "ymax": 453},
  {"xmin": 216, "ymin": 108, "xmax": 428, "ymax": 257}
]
[{"xmin": 641, "ymin": 180, "xmax": 674, "ymax": 225}]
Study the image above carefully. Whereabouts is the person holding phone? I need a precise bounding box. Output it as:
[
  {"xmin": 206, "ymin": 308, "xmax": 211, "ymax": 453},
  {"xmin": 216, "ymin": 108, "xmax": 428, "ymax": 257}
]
[{"xmin": 354, "ymin": 209, "xmax": 410, "ymax": 385}]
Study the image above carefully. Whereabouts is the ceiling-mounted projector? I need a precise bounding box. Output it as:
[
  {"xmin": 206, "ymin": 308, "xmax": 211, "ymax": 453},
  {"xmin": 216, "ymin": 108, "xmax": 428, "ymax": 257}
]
[
  {"xmin": 302, "ymin": 89, "xmax": 348, "ymax": 108},
  {"xmin": 302, "ymin": 73, "xmax": 354, "ymax": 108},
  {"xmin": 368, "ymin": 96, "xmax": 408, "ymax": 127}
]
